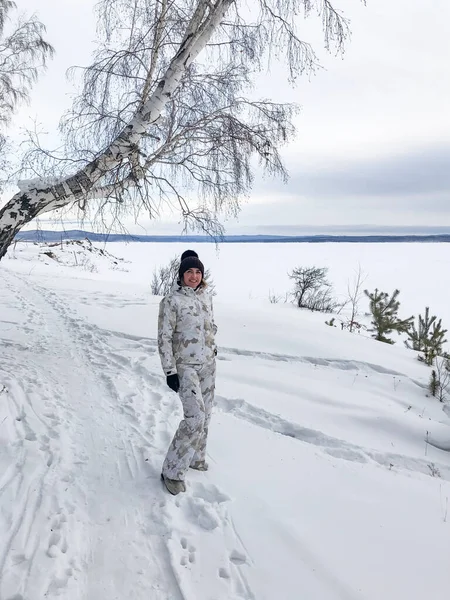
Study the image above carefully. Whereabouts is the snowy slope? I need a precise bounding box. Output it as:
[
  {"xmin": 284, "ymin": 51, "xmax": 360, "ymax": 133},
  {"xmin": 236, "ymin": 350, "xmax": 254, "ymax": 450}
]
[{"xmin": 1, "ymin": 242, "xmax": 450, "ymax": 600}]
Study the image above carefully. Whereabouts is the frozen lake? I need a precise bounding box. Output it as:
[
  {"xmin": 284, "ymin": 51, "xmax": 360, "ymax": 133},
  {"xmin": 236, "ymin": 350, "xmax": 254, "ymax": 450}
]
[
  {"xmin": 102, "ymin": 241, "xmax": 450, "ymax": 326},
  {"xmin": 7, "ymin": 239, "xmax": 450, "ymax": 332}
]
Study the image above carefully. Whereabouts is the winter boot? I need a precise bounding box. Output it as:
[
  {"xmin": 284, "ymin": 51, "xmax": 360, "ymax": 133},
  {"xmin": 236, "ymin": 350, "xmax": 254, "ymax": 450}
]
[
  {"xmin": 161, "ymin": 473, "xmax": 186, "ymax": 495},
  {"xmin": 190, "ymin": 460, "xmax": 209, "ymax": 471}
]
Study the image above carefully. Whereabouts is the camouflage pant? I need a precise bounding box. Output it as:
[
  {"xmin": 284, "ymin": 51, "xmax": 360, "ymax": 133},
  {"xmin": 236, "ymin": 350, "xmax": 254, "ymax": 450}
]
[{"xmin": 162, "ymin": 361, "xmax": 216, "ymax": 481}]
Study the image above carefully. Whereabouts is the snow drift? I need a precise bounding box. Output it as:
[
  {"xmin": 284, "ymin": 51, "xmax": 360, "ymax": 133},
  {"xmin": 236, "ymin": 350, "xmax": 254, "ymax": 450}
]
[{"xmin": 1, "ymin": 241, "xmax": 449, "ymax": 600}]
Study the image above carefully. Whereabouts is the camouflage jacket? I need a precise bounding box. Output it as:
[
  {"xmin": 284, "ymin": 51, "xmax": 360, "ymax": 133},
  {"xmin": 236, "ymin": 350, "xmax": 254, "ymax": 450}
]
[{"xmin": 158, "ymin": 283, "xmax": 217, "ymax": 376}]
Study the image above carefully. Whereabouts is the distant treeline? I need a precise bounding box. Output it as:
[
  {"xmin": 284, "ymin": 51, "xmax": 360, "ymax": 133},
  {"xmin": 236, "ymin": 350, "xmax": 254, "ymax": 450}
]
[{"xmin": 14, "ymin": 230, "xmax": 450, "ymax": 244}]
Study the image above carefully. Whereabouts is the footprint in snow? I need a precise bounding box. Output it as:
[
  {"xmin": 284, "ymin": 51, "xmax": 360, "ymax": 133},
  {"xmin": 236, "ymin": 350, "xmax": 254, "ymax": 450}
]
[
  {"xmin": 191, "ymin": 481, "xmax": 231, "ymax": 504},
  {"xmin": 230, "ymin": 549, "xmax": 248, "ymax": 565},
  {"xmin": 177, "ymin": 482, "xmax": 231, "ymax": 531},
  {"xmin": 47, "ymin": 511, "xmax": 68, "ymax": 558},
  {"xmin": 184, "ymin": 496, "xmax": 220, "ymax": 531},
  {"xmin": 179, "ymin": 537, "xmax": 196, "ymax": 566},
  {"xmin": 46, "ymin": 568, "xmax": 74, "ymax": 594}
]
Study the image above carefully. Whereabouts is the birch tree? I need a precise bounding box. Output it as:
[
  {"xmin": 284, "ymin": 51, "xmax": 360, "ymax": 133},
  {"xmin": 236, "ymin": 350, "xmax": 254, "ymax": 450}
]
[
  {"xmin": 0, "ymin": 0, "xmax": 54, "ymax": 191},
  {"xmin": 0, "ymin": 0, "xmax": 357, "ymax": 259}
]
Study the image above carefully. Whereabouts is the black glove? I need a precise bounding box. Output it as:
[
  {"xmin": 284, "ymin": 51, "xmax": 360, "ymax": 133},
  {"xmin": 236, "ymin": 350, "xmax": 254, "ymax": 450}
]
[{"xmin": 166, "ymin": 373, "xmax": 180, "ymax": 393}]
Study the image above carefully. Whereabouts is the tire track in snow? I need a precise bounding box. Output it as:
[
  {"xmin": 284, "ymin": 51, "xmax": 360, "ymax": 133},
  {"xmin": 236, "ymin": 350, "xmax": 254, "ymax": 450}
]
[
  {"xmin": 220, "ymin": 346, "xmax": 427, "ymax": 390},
  {"xmin": 216, "ymin": 395, "xmax": 450, "ymax": 482}
]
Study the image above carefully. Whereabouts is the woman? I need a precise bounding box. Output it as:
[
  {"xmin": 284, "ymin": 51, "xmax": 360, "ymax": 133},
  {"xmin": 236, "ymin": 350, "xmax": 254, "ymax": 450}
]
[{"xmin": 158, "ymin": 251, "xmax": 217, "ymax": 495}]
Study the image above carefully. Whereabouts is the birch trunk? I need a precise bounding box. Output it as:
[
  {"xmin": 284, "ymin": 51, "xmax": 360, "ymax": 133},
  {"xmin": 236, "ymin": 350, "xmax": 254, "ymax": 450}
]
[{"xmin": 0, "ymin": 0, "xmax": 233, "ymax": 259}]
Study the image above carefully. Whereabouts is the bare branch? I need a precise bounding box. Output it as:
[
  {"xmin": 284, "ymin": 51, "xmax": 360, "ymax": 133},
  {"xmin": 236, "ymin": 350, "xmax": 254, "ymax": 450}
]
[
  {"xmin": 345, "ymin": 264, "xmax": 368, "ymax": 332},
  {"xmin": 0, "ymin": 0, "xmax": 362, "ymax": 258},
  {"xmin": 0, "ymin": 2, "xmax": 54, "ymax": 128}
]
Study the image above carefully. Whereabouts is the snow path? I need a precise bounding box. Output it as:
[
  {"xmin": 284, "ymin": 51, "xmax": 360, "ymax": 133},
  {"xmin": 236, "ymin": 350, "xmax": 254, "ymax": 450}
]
[
  {"xmin": 0, "ymin": 270, "xmax": 183, "ymax": 599},
  {"xmin": 0, "ymin": 271, "xmax": 256, "ymax": 600}
]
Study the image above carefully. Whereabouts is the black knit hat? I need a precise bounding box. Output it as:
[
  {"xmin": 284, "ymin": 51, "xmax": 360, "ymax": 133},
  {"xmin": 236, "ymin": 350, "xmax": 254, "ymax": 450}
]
[
  {"xmin": 180, "ymin": 249, "xmax": 198, "ymax": 261},
  {"xmin": 179, "ymin": 256, "xmax": 204, "ymax": 280}
]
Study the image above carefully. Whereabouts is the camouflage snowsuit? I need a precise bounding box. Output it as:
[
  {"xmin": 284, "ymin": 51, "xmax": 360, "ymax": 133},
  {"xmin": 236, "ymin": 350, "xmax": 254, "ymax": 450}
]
[{"xmin": 158, "ymin": 282, "xmax": 217, "ymax": 481}]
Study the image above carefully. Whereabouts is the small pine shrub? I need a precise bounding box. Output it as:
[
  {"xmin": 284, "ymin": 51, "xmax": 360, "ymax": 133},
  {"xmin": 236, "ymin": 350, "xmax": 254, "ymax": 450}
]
[
  {"xmin": 406, "ymin": 307, "xmax": 448, "ymax": 366},
  {"xmin": 364, "ymin": 288, "xmax": 413, "ymax": 344},
  {"xmin": 429, "ymin": 370, "xmax": 440, "ymax": 398}
]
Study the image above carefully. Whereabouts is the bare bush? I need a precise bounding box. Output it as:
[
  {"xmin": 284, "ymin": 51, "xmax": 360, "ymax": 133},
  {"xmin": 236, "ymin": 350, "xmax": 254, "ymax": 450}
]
[
  {"xmin": 151, "ymin": 257, "xmax": 180, "ymax": 296},
  {"xmin": 268, "ymin": 290, "xmax": 288, "ymax": 304},
  {"xmin": 344, "ymin": 264, "xmax": 367, "ymax": 332},
  {"xmin": 289, "ymin": 266, "xmax": 340, "ymax": 313}
]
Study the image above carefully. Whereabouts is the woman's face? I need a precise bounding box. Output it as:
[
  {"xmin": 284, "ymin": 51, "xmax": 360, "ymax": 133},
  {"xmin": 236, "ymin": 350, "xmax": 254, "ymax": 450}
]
[{"xmin": 183, "ymin": 268, "xmax": 203, "ymax": 288}]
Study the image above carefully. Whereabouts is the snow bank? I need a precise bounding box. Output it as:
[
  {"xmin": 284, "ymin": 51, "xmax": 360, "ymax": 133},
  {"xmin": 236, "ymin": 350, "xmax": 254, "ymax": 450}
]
[{"xmin": 1, "ymin": 242, "xmax": 449, "ymax": 599}]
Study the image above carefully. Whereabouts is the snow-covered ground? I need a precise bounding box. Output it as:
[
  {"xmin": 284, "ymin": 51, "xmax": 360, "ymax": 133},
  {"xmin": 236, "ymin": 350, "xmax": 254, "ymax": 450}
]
[{"xmin": 1, "ymin": 241, "xmax": 450, "ymax": 599}]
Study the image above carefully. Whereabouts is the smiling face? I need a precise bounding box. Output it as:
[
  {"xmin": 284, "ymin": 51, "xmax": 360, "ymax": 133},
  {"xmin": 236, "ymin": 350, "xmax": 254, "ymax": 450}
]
[{"xmin": 183, "ymin": 267, "xmax": 203, "ymax": 288}]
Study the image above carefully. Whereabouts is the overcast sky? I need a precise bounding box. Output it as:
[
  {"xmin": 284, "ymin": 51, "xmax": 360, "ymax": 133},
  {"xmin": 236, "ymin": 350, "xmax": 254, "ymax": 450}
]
[{"xmin": 9, "ymin": 0, "xmax": 450, "ymax": 233}]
